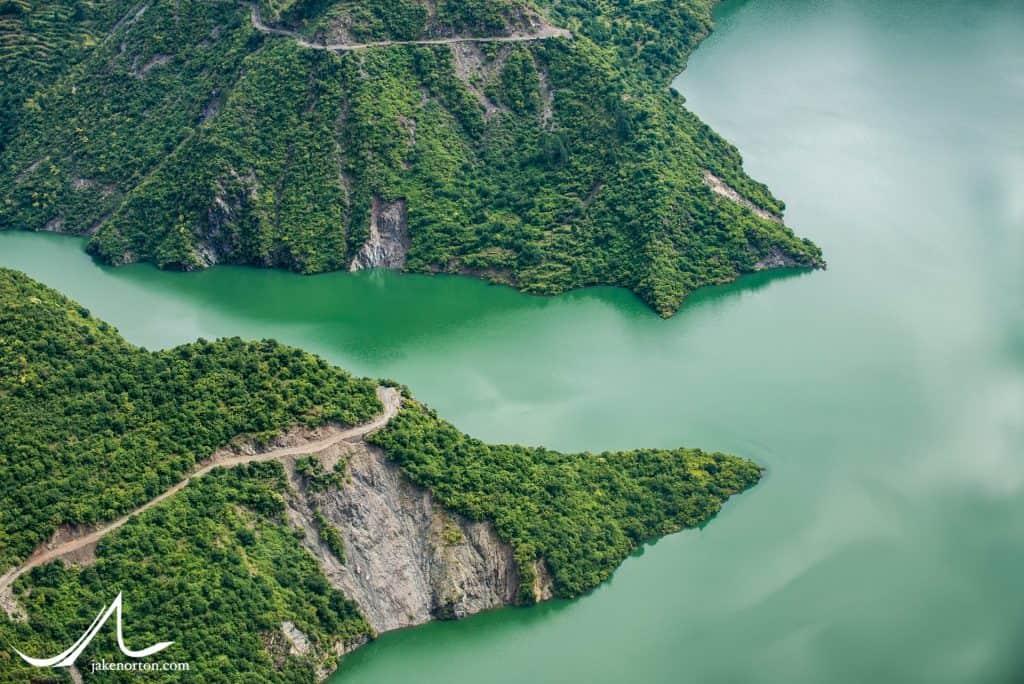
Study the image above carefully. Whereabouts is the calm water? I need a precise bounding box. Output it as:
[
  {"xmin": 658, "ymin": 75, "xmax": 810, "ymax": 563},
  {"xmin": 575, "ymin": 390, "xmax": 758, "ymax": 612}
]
[{"xmin": 2, "ymin": 0, "xmax": 1023, "ymax": 681}]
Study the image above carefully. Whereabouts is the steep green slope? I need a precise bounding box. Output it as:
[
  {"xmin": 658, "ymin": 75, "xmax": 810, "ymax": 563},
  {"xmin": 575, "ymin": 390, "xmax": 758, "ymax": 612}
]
[
  {"xmin": 0, "ymin": 268, "xmax": 760, "ymax": 680},
  {"xmin": 370, "ymin": 400, "xmax": 761, "ymax": 599},
  {"xmin": 1, "ymin": 464, "xmax": 374, "ymax": 683},
  {"xmin": 0, "ymin": 0, "xmax": 822, "ymax": 316},
  {"xmin": 0, "ymin": 0, "xmax": 131, "ymax": 152},
  {"xmin": 0, "ymin": 267, "xmax": 381, "ymax": 569}
]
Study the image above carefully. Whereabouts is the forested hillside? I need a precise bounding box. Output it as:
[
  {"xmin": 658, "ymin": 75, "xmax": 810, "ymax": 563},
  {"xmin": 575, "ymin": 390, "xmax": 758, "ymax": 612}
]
[
  {"xmin": 0, "ymin": 268, "xmax": 762, "ymax": 680},
  {"xmin": 1, "ymin": 464, "xmax": 375, "ymax": 682},
  {"xmin": 370, "ymin": 399, "xmax": 761, "ymax": 599},
  {"xmin": 0, "ymin": 0, "xmax": 822, "ymax": 316},
  {"xmin": 0, "ymin": 267, "xmax": 381, "ymax": 569},
  {"xmin": 0, "ymin": 0, "xmax": 127, "ymax": 150}
]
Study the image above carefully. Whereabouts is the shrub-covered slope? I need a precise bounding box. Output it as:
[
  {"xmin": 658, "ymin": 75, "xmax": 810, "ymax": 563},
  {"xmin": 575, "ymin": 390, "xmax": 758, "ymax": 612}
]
[
  {"xmin": 0, "ymin": 0, "xmax": 822, "ymax": 316},
  {"xmin": 370, "ymin": 399, "xmax": 761, "ymax": 599},
  {"xmin": 0, "ymin": 463, "xmax": 375, "ymax": 683},
  {"xmin": 0, "ymin": 268, "xmax": 761, "ymax": 680},
  {"xmin": 0, "ymin": 0, "xmax": 130, "ymax": 152},
  {"xmin": 0, "ymin": 267, "xmax": 381, "ymax": 569}
]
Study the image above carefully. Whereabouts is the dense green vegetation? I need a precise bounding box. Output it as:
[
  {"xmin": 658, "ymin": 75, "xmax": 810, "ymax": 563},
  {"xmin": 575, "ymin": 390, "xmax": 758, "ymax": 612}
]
[
  {"xmin": 295, "ymin": 454, "xmax": 347, "ymax": 493},
  {"xmin": 0, "ymin": 0, "xmax": 822, "ymax": 316},
  {"xmin": 370, "ymin": 399, "xmax": 762, "ymax": 599},
  {"xmin": 0, "ymin": 464, "xmax": 372, "ymax": 683},
  {"xmin": 0, "ymin": 269, "xmax": 761, "ymax": 679},
  {"xmin": 0, "ymin": 0, "xmax": 128, "ymax": 153},
  {"xmin": 313, "ymin": 507, "xmax": 346, "ymax": 562},
  {"xmin": 0, "ymin": 267, "xmax": 380, "ymax": 570}
]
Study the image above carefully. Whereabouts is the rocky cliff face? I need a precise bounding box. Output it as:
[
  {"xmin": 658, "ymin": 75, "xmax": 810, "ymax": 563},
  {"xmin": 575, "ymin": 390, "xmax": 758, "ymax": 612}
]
[
  {"xmin": 349, "ymin": 197, "xmax": 411, "ymax": 272},
  {"xmin": 284, "ymin": 441, "xmax": 530, "ymax": 635},
  {"xmin": 192, "ymin": 171, "xmax": 257, "ymax": 267},
  {"xmin": 753, "ymin": 245, "xmax": 802, "ymax": 270}
]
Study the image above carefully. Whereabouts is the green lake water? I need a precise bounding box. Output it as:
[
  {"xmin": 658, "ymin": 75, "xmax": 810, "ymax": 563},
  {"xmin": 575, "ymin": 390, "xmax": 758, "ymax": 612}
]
[{"xmin": 2, "ymin": 0, "xmax": 1023, "ymax": 681}]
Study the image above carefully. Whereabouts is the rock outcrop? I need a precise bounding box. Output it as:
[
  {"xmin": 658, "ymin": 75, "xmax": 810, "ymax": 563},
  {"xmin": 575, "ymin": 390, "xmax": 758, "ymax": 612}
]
[
  {"xmin": 284, "ymin": 441, "xmax": 532, "ymax": 634},
  {"xmin": 702, "ymin": 169, "xmax": 783, "ymax": 223},
  {"xmin": 193, "ymin": 171, "xmax": 257, "ymax": 267},
  {"xmin": 349, "ymin": 196, "xmax": 410, "ymax": 271},
  {"xmin": 753, "ymin": 245, "xmax": 802, "ymax": 270},
  {"xmin": 281, "ymin": 620, "xmax": 312, "ymax": 656},
  {"xmin": 450, "ymin": 43, "xmax": 510, "ymax": 117}
]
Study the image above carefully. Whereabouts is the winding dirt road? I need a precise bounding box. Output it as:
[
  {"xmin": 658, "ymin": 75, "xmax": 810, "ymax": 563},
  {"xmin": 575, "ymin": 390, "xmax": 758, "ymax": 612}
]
[
  {"xmin": 0, "ymin": 387, "xmax": 401, "ymax": 603},
  {"xmin": 249, "ymin": 4, "xmax": 571, "ymax": 52}
]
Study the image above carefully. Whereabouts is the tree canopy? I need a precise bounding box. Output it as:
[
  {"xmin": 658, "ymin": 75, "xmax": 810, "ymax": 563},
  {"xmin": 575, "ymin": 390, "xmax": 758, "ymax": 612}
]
[
  {"xmin": 0, "ymin": 268, "xmax": 762, "ymax": 681},
  {"xmin": 0, "ymin": 0, "xmax": 822, "ymax": 316}
]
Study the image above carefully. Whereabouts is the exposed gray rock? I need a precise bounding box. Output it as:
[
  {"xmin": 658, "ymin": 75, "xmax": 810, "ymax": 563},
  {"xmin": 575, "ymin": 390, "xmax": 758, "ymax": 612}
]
[
  {"xmin": 201, "ymin": 91, "xmax": 221, "ymax": 123},
  {"xmin": 532, "ymin": 558, "xmax": 554, "ymax": 602},
  {"xmin": 349, "ymin": 197, "xmax": 411, "ymax": 271},
  {"xmin": 537, "ymin": 65, "xmax": 555, "ymax": 127},
  {"xmin": 754, "ymin": 246, "xmax": 801, "ymax": 270},
  {"xmin": 132, "ymin": 54, "xmax": 172, "ymax": 77},
  {"xmin": 43, "ymin": 217, "xmax": 65, "ymax": 232},
  {"xmin": 15, "ymin": 157, "xmax": 45, "ymax": 183},
  {"xmin": 193, "ymin": 171, "xmax": 257, "ymax": 267},
  {"xmin": 449, "ymin": 43, "xmax": 509, "ymax": 117},
  {"xmin": 285, "ymin": 442, "xmax": 526, "ymax": 634},
  {"xmin": 702, "ymin": 169, "xmax": 783, "ymax": 223},
  {"xmin": 281, "ymin": 620, "xmax": 312, "ymax": 656}
]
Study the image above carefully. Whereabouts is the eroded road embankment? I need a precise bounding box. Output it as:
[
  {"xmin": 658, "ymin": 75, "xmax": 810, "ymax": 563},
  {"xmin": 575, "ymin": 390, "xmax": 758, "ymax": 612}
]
[
  {"xmin": 249, "ymin": 4, "xmax": 571, "ymax": 52},
  {"xmin": 0, "ymin": 387, "xmax": 402, "ymax": 616}
]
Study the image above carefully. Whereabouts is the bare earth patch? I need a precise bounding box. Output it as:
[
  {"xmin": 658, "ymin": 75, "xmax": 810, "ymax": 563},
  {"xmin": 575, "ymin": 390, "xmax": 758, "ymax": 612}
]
[{"xmin": 703, "ymin": 169, "xmax": 782, "ymax": 223}]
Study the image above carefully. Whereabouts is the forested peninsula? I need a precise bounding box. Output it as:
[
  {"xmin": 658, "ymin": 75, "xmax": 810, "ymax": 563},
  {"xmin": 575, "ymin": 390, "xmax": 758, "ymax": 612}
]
[
  {"xmin": 0, "ymin": 0, "xmax": 822, "ymax": 316},
  {"xmin": 0, "ymin": 268, "xmax": 761, "ymax": 681}
]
